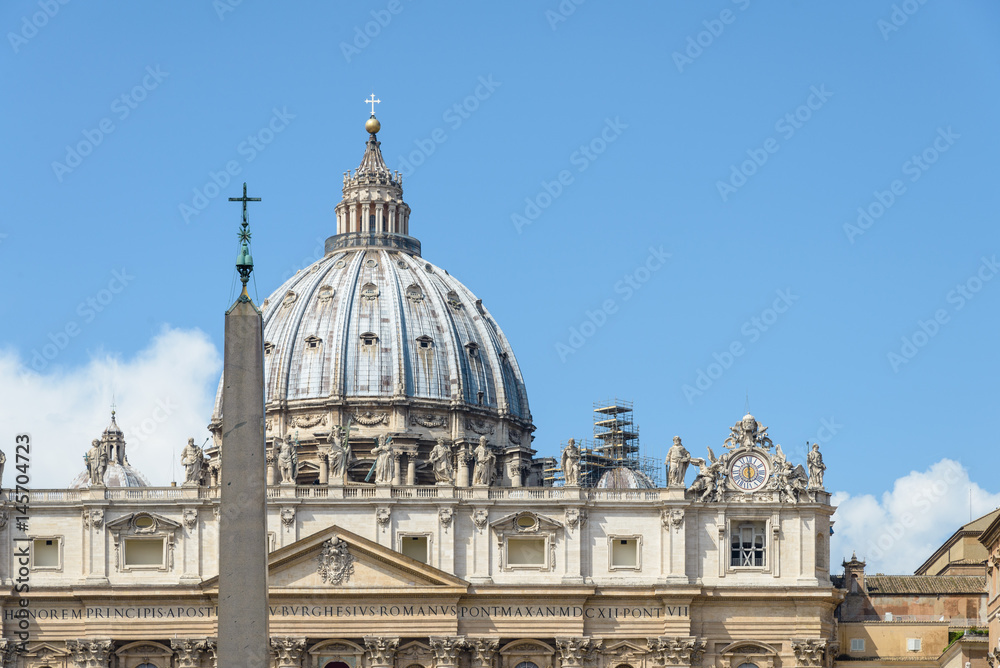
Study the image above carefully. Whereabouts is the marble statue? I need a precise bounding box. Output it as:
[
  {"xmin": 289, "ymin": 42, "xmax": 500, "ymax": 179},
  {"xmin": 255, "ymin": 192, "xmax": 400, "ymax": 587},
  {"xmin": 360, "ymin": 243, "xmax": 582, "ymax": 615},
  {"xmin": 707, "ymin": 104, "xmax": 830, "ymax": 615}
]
[
  {"xmin": 180, "ymin": 438, "xmax": 204, "ymax": 485},
  {"xmin": 326, "ymin": 425, "xmax": 354, "ymax": 481},
  {"xmin": 428, "ymin": 438, "xmax": 453, "ymax": 484},
  {"xmin": 724, "ymin": 413, "xmax": 773, "ymax": 451},
  {"xmin": 472, "ymin": 436, "xmax": 495, "ymax": 487},
  {"xmin": 689, "ymin": 447, "xmax": 722, "ymax": 502},
  {"xmin": 807, "ymin": 443, "xmax": 826, "ymax": 489},
  {"xmin": 0, "ymin": 449, "xmax": 5, "ymax": 488},
  {"xmin": 665, "ymin": 436, "xmax": 691, "ymax": 487},
  {"xmin": 372, "ymin": 435, "xmax": 394, "ymax": 485},
  {"xmin": 277, "ymin": 437, "xmax": 298, "ymax": 484},
  {"xmin": 561, "ymin": 438, "xmax": 581, "ymax": 487}
]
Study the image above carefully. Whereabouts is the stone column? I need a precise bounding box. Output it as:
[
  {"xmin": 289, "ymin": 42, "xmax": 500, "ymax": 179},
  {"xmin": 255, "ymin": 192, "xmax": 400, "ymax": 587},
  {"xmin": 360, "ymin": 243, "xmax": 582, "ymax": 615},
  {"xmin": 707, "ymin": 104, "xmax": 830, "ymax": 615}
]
[
  {"xmin": 218, "ymin": 294, "xmax": 269, "ymax": 668},
  {"xmin": 392, "ymin": 454, "xmax": 402, "ymax": 485},
  {"xmin": 266, "ymin": 450, "xmax": 276, "ymax": 486},
  {"xmin": 66, "ymin": 640, "xmax": 114, "ymax": 668},
  {"xmin": 467, "ymin": 639, "xmax": 499, "ymax": 668},
  {"xmin": 318, "ymin": 451, "xmax": 329, "ymax": 485},
  {"xmin": 364, "ymin": 637, "xmax": 399, "ymax": 668},
  {"xmin": 556, "ymin": 638, "xmax": 601, "ymax": 668},
  {"xmin": 0, "ymin": 639, "xmax": 24, "ymax": 668},
  {"xmin": 790, "ymin": 639, "xmax": 827, "ymax": 668},
  {"xmin": 430, "ymin": 637, "xmax": 465, "ymax": 668},
  {"xmin": 456, "ymin": 447, "xmax": 471, "ymax": 488},
  {"xmin": 406, "ymin": 454, "xmax": 417, "ymax": 486},
  {"xmin": 271, "ymin": 638, "xmax": 307, "ymax": 668},
  {"xmin": 172, "ymin": 639, "xmax": 210, "ymax": 668},
  {"xmin": 507, "ymin": 457, "xmax": 522, "ymax": 487}
]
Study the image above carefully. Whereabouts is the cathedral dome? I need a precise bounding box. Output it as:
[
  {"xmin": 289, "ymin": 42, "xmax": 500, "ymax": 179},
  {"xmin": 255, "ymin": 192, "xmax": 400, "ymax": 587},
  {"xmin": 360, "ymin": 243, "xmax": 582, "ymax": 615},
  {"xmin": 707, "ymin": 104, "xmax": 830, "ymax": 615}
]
[
  {"xmin": 209, "ymin": 110, "xmax": 535, "ymax": 486},
  {"xmin": 596, "ymin": 467, "xmax": 655, "ymax": 490}
]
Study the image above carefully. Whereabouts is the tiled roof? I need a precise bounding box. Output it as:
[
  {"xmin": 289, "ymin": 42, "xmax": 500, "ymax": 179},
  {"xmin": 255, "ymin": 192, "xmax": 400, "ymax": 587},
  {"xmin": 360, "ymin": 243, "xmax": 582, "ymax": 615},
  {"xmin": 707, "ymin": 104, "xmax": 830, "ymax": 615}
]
[{"xmin": 865, "ymin": 575, "xmax": 985, "ymax": 594}]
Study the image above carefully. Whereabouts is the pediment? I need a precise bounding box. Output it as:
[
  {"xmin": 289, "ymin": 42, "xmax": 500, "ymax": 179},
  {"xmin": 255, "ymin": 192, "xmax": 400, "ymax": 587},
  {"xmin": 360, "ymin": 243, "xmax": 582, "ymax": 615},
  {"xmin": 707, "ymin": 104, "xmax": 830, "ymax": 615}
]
[
  {"xmin": 719, "ymin": 641, "xmax": 778, "ymax": 656},
  {"xmin": 105, "ymin": 511, "xmax": 181, "ymax": 534},
  {"xmin": 23, "ymin": 643, "xmax": 70, "ymax": 658},
  {"xmin": 491, "ymin": 511, "xmax": 562, "ymax": 534},
  {"xmin": 603, "ymin": 640, "xmax": 649, "ymax": 656},
  {"xmin": 202, "ymin": 524, "xmax": 467, "ymax": 592}
]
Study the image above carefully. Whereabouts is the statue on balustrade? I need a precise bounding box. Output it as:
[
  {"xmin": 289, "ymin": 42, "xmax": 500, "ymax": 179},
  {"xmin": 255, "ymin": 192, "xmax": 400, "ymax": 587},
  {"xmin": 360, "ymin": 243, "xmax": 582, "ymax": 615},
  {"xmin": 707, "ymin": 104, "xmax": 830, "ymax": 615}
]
[{"xmin": 472, "ymin": 436, "xmax": 496, "ymax": 487}]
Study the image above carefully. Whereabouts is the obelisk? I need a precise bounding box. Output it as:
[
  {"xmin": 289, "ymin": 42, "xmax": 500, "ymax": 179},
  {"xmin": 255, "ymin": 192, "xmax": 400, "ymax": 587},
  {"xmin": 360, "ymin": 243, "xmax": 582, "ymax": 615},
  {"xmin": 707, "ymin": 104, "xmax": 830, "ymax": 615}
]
[{"xmin": 218, "ymin": 183, "xmax": 269, "ymax": 668}]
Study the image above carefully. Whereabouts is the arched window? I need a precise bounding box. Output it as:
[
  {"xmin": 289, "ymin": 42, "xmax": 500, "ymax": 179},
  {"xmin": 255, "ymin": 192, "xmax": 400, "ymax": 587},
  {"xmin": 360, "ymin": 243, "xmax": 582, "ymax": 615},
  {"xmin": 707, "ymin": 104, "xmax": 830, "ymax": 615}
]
[
  {"xmin": 325, "ymin": 662, "xmax": 350, "ymax": 668},
  {"xmin": 737, "ymin": 663, "xmax": 759, "ymax": 668},
  {"xmin": 515, "ymin": 662, "xmax": 539, "ymax": 668},
  {"xmin": 137, "ymin": 663, "xmax": 158, "ymax": 668}
]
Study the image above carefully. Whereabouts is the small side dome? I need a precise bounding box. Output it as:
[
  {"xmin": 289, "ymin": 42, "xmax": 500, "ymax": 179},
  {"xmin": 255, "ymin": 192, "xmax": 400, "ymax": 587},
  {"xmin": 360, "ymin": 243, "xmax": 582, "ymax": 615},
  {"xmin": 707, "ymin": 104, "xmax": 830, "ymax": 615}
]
[
  {"xmin": 596, "ymin": 467, "xmax": 655, "ymax": 490},
  {"xmin": 69, "ymin": 411, "xmax": 150, "ymax": 488}
]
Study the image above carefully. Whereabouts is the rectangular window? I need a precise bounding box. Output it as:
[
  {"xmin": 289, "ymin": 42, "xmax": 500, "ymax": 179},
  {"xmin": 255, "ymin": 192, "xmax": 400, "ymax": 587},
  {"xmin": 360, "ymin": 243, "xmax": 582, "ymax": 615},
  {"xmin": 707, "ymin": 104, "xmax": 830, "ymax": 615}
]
[
  {"xmin": 400, "ymin": 535, "xmax": 429, "ymax": 564},
  {"xmin": 507, "ymin": 537, "xmax": 546, "ymax": 566},
  {"xmin": 32, "ymin": 538, "xmax": 60, "ymax": 569},
  {"xmin": 610, "ymin": 537, "xmax": 640, "ymax": 569},
  {"xmin": 123, "ymin": 538, "xmax": 164, "ymax": 567},
  {"xmin": 850, "ymin": 639, "xmax": 865, "ymax": 652},
  {"xmin": 730, "ymin": 522, "xmax": 766, "ymax": 567},
  {"xmin": 907, "ymin": 638, "xmax": 921, "ymax": 652}
]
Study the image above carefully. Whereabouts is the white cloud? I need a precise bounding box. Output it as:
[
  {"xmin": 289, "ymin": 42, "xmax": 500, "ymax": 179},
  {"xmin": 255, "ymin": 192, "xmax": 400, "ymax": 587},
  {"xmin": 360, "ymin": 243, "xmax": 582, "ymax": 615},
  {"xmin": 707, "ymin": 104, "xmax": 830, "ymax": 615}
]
[
  {"xmin": 831, "ymin": 459, "xmax": 1000, "ymax": 574},
  {"xmin": 0, "ymin": 327, "xmax": 221, "ymax": 488}
]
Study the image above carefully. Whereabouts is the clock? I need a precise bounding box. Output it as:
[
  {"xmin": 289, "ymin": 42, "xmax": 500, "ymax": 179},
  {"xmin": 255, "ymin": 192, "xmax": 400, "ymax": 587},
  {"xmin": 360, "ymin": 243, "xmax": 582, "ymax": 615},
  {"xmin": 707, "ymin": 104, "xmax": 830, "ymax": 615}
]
[{"xmin": 729, "ymin": 453, "xmax": 769, "ymax": 491}]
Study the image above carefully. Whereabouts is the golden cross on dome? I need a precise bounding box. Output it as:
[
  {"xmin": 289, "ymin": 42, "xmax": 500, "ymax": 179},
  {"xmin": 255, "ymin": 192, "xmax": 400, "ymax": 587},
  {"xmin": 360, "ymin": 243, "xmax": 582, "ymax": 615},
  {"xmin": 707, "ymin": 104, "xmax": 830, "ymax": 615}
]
[{"xmin": 365, "ymin": 93, "xmax": 380, "ymax": 115}]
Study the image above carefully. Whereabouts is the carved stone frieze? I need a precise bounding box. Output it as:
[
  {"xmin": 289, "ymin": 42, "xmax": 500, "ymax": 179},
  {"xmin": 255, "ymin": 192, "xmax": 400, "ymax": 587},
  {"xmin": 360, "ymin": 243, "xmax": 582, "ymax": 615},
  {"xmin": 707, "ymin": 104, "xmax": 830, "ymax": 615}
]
[
  {"xmin": 565, "ymin": 508, "xmax": 586, "ymax": 530},
  {"xmin": 183, "ymin": 508, "xmax": 198, "ymax": 530},
  {"xmin": 439, "ymin": 507, "xmax": 454, "ymax": 530},
  {"xmin": 354, "ymin": 410, "xmax": 388, "ymax": 426},
  {"xmin": 472, "ymin": 508, "xmax": 489, "ymax": 530},
  {"xmin": 280, "ymin": 508, "xmax": 295, "ymax": 527},
  {"xmin": 66, "ymin": 640, "xmax": 114, "ymax": 668},
  {"xmin": 791, "ymin": 639, "xmax": 827, "ymax": 668},
  {"xmin": 270, "ymin": 637, "xmax": 307, "ymax": 668},
  {"xmin": 376, "ymin": 506, "xmax": 391, "ymax": 530},
  {"xmin": 82, "ymin": 508, "xmax": 105, "ymax": 529},
  {"xmin": 364, "ymin": 637, "xmax": 400, "ymax": 668},
  {"xmin": 661, "ymin": 509, "xmax": 684, "ymax": 532},
  {"xmin": 290, "ymin": 413, "xmax": 327, "ymax": 428},
  {"xmin": 317, "ymin": 537, "xmax": 355, "ymax": 585},
  {"xmin": 465, "ymin": 418, "xmax": 495, "ymax": 435},
  {"xmin": 429, "ymin": 637, "xmax": 465, "ymax": 668},
  {"xmin": 648, "ymin": 637, "xmax": 706, "ymax": 666},
  {"xmin": 410, "ymin": 414, "xmax": 448, "ymax": 429},
  {"xmin": 468, "ymin": 638, "xmax": 499, "ymax": 668}
]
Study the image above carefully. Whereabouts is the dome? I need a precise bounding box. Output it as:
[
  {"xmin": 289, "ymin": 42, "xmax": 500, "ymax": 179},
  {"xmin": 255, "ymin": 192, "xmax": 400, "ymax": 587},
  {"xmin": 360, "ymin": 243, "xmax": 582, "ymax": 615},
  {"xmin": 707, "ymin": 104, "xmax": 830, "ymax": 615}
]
[
  {"xmin": 208, "ymin": 109, "xmax": 536, "ymax": 487},
  {"xmin": 70, "ymin": 411, "xmax": 150, "ymax": 488},
  {"xmin": 596, "ymin": 467, "xmax": 655, "ymax": 490}
]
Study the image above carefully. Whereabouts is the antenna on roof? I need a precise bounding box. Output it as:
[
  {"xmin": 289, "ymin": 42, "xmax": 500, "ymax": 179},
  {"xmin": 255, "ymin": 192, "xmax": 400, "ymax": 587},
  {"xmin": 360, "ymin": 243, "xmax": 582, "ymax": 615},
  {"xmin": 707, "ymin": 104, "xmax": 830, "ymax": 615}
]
[{"xmin": 745, "ymin": 390, "xmax": 750, "ymax": 415}]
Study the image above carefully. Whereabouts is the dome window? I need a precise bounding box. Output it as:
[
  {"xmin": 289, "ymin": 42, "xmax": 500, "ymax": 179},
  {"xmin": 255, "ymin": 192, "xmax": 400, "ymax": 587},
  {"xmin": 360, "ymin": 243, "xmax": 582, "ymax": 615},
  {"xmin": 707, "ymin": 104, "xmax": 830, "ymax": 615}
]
[
  {"xmin": 282, "ymin": 291, "xmax": 297, "ymax": 308},
  {"xmin": 318, "ymin": 285, "xmax": 334, "ymax": 302},
  {"xmin": 416, "ymin": 335, "xmax": 433, "ymax": 350},
  {"xmin": 465, "ymin": 342, "xmax": 479, "ymax": 357},
  {"xmin": 405, "ymin": 284, "xmax": 424, "ymax": 303},
  {"xmin": 446, "ymin": 291, "xmax": 462, "ymax": 310},
  {"xmin": 305, "ymin": 336, "xmax": 322, "ymax": 350},
  {"xmin": 360, "ymin": 282, "xmax": 379, "ymax": 301},
  {"xmin": 264, "ymin": 342, "xmax": 275, "ymax": 355},
  {"xmin": 360, "ymin": 332, "xmax": 379, "ymax": 347}
]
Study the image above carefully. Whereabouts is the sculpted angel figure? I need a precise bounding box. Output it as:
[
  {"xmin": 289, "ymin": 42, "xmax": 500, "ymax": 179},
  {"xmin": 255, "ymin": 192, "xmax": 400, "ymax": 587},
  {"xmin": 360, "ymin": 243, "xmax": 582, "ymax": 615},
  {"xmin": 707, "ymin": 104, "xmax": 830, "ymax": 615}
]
[
  {"xmin": 807, "ymin": 443, "xmax": 826, "ymax": 489},
  {"xmin": 372, "ymin": 434, "xmax": 395, "ymax": 484},
  {"xmin": 428, "ymin": 437, "xmax": 453, "ymax": 484},
  {"xmin": 180, "ymin": 438, "xmax": 204, "ymax": 484},
  {"xmin": 561, "ymin": 438, "xmax": 581, "ymax": 487},
  {"xmin": 472, "ymin": 436, "xmax": 496, "ymax": 486},
  {"xmin": 666, "ymin": 436, "xmax": 691, "ymax": 487},
  {"xmin": 688, "ymin": 447, "xmax": 723, "ymax": 502}
]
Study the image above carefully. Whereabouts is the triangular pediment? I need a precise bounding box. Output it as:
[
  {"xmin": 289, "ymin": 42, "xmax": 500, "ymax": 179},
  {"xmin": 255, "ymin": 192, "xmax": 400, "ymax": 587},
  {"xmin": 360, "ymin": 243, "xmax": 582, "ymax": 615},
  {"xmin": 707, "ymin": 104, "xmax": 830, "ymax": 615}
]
[
  {"xmin": 23, "ymin": 642, "xmax": 70, "ymax": 658},
  {"xmin": 202, "ymin": 525, "xmax": 467, "ymax": 592}
]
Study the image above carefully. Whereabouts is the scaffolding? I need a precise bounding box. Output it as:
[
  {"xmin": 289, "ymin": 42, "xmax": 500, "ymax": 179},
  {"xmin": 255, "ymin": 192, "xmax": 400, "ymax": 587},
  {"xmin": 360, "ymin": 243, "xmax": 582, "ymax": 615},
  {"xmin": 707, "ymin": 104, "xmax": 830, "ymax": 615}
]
[{"xmin": 544, "ymin": 399, "xmax": 664, "ymax": 487}]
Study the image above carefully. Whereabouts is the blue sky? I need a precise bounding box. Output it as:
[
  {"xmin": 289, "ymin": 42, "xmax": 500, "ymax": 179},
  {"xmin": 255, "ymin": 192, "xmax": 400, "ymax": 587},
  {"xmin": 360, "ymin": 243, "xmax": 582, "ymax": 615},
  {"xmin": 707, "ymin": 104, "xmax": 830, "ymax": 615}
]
[{"xmin": 2, "ymin": 2, "xmax": 998, "ymax": 571}]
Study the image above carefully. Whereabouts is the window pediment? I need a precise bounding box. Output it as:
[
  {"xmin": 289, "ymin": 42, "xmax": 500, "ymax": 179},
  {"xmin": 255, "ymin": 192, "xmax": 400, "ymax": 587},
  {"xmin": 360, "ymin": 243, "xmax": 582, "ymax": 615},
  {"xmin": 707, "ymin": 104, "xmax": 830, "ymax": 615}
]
[
  {"xmin": 105, "ymin": 512, "xmax": 181, "ymax": 536},
  {"xmin": 490, "ymin": 511, "xmax": 562, "ymax": 534}
]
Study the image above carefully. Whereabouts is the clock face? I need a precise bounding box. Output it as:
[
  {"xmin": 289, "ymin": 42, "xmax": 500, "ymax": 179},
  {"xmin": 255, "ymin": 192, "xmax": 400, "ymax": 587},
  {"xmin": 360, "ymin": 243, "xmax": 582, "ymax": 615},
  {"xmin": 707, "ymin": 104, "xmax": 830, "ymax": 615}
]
[{"xmin": 730, "ymin": 454, "xmax": 768, "ymax": 491}]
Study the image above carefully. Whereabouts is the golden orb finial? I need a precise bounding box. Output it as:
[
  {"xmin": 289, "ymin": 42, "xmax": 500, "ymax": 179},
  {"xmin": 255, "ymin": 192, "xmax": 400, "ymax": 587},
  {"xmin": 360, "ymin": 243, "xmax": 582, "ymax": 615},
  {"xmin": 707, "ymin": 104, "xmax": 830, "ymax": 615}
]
[{"xmin": 365, "ymin": 115, "xmax": 381, "ymax": 135}]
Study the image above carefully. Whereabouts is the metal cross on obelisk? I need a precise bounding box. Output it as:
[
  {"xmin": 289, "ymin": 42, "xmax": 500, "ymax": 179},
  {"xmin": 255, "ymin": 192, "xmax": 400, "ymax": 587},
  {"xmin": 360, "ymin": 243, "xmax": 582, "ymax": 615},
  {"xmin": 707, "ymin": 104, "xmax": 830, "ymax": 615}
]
[
  {"xmin": 229, "ymin": 182, "xmax": 261, "ymax": 228},
  {"xmin": 366, "ymin": 93, "xmax": 380, "ymax": 115}
]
